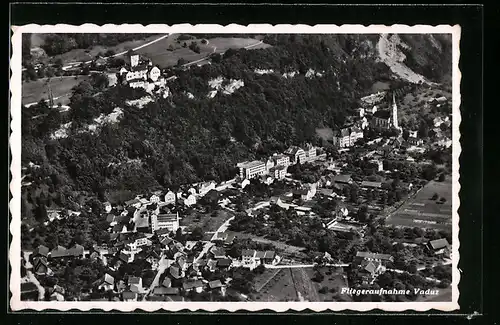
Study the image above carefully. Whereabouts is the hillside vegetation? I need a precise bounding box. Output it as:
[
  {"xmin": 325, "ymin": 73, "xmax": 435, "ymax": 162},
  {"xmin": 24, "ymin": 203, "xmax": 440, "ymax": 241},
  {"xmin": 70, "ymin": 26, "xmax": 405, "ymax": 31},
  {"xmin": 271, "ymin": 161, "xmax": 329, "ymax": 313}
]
[{"xmin": 21, "ymin": 34, "xmax": 452, "ymax": 226}]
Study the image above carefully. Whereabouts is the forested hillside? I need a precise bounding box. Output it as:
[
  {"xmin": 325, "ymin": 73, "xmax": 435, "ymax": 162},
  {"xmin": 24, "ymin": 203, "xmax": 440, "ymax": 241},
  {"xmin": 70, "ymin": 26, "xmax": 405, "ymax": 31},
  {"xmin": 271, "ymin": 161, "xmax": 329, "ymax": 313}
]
[{"xmin": 20, "ymin": 34, "xmax": 452, "ymax": 225}]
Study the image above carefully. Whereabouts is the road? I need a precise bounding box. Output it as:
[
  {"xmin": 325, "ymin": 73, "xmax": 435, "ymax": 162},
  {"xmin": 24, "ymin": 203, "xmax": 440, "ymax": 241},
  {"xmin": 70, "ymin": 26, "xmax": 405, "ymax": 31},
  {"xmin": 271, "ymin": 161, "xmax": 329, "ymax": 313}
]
[
  {"xmin": 62, "ymin": 34, "xmax": 171, "ymax": 69},
  {"xmin": 210, "ymin": 216, "xmax": 235, "ymax": 241},
  {"xmin": 265, "ymin": 263, "xmax": 349, "ymax": 269},
  {"xmin": 182, "ymin": 40, "xmax": 264, "ymax": 68},
  {"xmin": 143, "ymin": 255, "xmax": 167, "ymax": 300}
]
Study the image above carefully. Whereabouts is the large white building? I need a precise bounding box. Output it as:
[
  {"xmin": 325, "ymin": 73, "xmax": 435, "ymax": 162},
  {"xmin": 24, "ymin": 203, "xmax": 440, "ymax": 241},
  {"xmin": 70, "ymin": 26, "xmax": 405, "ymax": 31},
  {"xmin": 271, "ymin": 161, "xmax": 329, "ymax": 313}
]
[
  {"xmin": 151, "ymin": 212, "xmax": 180, "ymax": 233},
  {"xmin": 238, "ymin": 160, "xmax": 267, "ymax": 179},
  {"xmin": 333, "ymin": 126, "xmax": 364, "ymax": 148}
]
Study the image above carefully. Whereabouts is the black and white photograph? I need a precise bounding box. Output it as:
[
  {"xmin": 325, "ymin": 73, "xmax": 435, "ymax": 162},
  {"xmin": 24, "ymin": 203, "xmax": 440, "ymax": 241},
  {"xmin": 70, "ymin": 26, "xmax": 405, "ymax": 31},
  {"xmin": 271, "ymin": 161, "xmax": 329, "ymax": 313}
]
[{"xmin": 10, "ymin": 24, "xmax": 461, "ymax": 312}]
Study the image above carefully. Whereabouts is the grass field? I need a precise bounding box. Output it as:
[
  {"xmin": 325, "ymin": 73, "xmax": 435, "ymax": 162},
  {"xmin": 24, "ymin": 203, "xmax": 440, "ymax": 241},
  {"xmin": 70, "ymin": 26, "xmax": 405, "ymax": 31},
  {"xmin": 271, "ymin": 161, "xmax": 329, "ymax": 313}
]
[
  {"xmin": 306, "ymin": 267, "xmax": 352, "ymax": 302},
  {"xmin": 136, "ymin": 35, "xmax": 270, "ymax": 68},
  {"xmin": 252, "ymin": 269, "xmax": 298, "ymax": 302},
  {"xmin": 52, "ymin": 34, "xmax": 164, "ymax": 64},
  {"xmin": 397, "ymin": 85, "xmax": 452, "ymax": 126},
  {"xmin": 291, "ymin": 268, "xmax": 320, "ymax": 301},
  {"xmin": 22, "ymin": 75, "xmax": 90, "ymax": 106},
  {"xmin": 180, "ymin": 209, "xmax": 233, "ymax": 233},
  {"xmin": 386, "ymin": 179, "xmax": 453, "ymax": 230}
]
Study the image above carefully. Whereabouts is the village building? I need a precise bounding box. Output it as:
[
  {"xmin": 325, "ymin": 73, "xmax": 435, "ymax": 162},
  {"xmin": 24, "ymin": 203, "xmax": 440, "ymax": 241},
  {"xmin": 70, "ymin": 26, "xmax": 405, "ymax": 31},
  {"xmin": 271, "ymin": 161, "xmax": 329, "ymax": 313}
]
[
  {"xmin": 360, "ymin": 181, "xmax": 383, "ymax": 189},
  {"xmin": 164, "ymin": 190, "xmax": 176, "ymax": 204},
  {"xmin": 238, "ymin": 160, "xmax": 267, "ymax": 179},
  {"xmin": 354, "ymin": 251, "xmax": 394, "ymax": 266},
  {"xmin": 371, "ymin": 93, "xmax": 400, "ymax": 130},
  {"xmin": 183, "ymin": 280, "xmax": 204, "ymax": 293},
  {"xmin": 33, "ymin": 257, "xmax": 49, "ymax": 275},
  {"xmin": 183, "ymin": 194, "xmax": 197, "ymax": 207},
  {"xmin": 151, "ymin": 212, "xmax": 180, "ymax": 233},
  {"xmin": 129, "ymin": 276, "xmax": 143, "ymax": 293},
  {"xmin": 285, "ymin": 146, "xmax": 307, "ymax": 164},
  {"xmin": 426, "ymin": 238, "xmax": 451, "ymax": 258},
  {"xmin": 272, "ymin": 154, "xmax": 290, "ymax": 167},
  {"xmin": 369, "ymin": 159, "xmax": 384, "ymax": 172},
  {"xmin": 304, "ymin": 143, "xmax": 317, "ymax": 161},
  {"xmin": 269, "ymin": 165, "xmax": 287, "ymax": 179},
  {"xmin": 98, "ymin": 273, "xmax": 115, "ymax": 291},
  {"xmin": 332, "ymin": 126, "xmax": 364, "ymax": 148},
  {"xmin": 122, "ymin": 291, "xmax": 138, "ymax": 301}
]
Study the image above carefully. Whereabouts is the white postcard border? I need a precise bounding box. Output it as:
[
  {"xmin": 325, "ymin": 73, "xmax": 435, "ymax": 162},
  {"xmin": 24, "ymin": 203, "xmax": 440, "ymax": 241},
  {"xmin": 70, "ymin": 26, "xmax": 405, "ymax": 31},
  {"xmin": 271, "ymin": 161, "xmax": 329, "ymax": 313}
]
[{"xmin": 10, "ymin": 23, "xmax": 461, "ymax": 312}]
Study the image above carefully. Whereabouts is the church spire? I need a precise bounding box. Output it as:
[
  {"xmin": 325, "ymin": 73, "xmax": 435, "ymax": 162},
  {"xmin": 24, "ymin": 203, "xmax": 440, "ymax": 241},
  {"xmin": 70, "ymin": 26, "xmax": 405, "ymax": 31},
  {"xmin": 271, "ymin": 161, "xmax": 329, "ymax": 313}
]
[{"xmin": 392, "ymin": 92, "xmax": 398, "ymax": 129}]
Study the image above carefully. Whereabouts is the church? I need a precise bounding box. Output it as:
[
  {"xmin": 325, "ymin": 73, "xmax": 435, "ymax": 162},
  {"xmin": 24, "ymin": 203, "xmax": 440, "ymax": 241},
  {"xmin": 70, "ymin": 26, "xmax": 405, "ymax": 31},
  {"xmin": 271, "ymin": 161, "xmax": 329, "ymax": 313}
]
[{"xmin": 371, "ymin": 93, "xmax": 400, "ymax": 130}]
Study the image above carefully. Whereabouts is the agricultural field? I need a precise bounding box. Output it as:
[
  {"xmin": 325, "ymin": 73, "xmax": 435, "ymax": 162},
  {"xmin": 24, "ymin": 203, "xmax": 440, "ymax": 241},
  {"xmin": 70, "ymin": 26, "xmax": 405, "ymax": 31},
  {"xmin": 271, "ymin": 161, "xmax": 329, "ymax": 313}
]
[
  {"xmin": 180, "ymin": 209, "xmax": 233, "ymax": 233},
  {"xmin": 52, "ymin": 34, "xmax": 164, "ymax": 64},
  {"xmin": 22, "ymin": 75, "xmax": 90, "ymax": 106},
  {"xmin": 251, "ymin": 269, "xmax": 298, "ymax": 302},
  {"xmin": 136, "ymin": 34, "xmax": 271, "ymax": 68},
  {"xmin": 386, "ymin": 179, "xmax": 453, "ymax": 230},
  {"xmin": 306, "ymin": 267, "xmax": 352, "ymax": 302},
  {"xmin": 397, "ymin": 84, "xmax": 452, "ymax": 126}
]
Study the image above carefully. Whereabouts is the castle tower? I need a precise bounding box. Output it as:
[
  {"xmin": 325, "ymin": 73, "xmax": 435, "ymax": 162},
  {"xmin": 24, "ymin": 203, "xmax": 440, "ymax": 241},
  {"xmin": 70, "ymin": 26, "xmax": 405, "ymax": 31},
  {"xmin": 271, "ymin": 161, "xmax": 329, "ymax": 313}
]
[{"xmin": 392, "ymin": 92, "xmax": 399, "ymax": 129}]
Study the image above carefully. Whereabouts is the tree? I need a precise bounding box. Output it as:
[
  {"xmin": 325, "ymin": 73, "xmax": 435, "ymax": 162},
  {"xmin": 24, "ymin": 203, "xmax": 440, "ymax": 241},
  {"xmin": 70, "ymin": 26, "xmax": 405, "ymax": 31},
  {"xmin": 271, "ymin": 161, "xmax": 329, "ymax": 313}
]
[
  {"xmin": 430, "ymin": 193, "xmax": 439, "ymax": 200},
  {"xmin": 104, "ymin": 49, "xmax": 116, "ymax": 57},
  {"xmin": 35, "ymin": 204, "xmax": 48, "ymax": 222},
  {"xmin": 189, "ymin": 226, "xmax": 204, "ymax": 241},
  {"xmin": 438, "ymin": 173, "xmax": 446, "ymax": 182}
]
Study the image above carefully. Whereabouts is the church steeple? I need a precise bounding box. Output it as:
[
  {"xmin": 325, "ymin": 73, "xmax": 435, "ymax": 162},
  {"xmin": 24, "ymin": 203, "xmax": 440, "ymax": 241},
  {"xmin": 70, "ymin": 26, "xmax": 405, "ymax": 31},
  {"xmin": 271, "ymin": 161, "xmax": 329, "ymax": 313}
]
[{"xmin": 392, "ymin": 92, "xmax": 399, "ymax": 129}]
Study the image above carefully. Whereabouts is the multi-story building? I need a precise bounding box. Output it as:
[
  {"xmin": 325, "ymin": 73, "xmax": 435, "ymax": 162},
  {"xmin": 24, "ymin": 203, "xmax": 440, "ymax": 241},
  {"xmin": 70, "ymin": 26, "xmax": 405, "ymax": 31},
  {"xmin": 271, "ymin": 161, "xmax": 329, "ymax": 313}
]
[
  {"xmin": 272, "ymin": 154, "xmax": 290, "ymax": 167},
  {"xmin": 333, "ymin": 126, "xmax": 364, "ymax": 148},
  {"xmin": 304, "ymin": 143, "xmax": 317, "ymax": 161},
  {"xmin": 238, "ymin": 160, "xmax": 267, "ymax": 179},
  {"xmin": 269, "ymin": 165, "xmax": 287, "ymax": 179},
  {"xmin": 151, "ymin": 212, "xmax": 180, "ymax": 233},
  {"xmin": 285, "ymin": 146, "xmax": 307, "ymax": 164}
]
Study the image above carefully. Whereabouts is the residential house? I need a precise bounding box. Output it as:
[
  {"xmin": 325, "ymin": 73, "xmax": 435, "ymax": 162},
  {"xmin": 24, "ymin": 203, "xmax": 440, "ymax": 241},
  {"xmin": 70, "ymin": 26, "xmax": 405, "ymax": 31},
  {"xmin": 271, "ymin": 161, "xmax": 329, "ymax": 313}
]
[
  {"xmin": 153, "ymin": 287, "xmax": 180, "ymax": 296},
  {"xmin": 210, "ymin": 246, "xmax": 226, "ymax": 260},
  {"xmin": 129, "ymin": 276, "xmax": 143, "ymax": 293},
  {"xmin": 198, "ymin": 181, "xmax": 216, "ymax": 196},
  {"xmin": 369, "ymin": 159, "xmax": 384, "ymax": 172},
  {"xmin": 426, "ymin": 238, "xmax": 451, "ymax": 258},
  {"xmin": 354, "ymin": 251, "xmax": 394, "ymax": 266},
  {"xmin": 206, "ymin": 259, "xmax": 218, "ymax": 273},
  {"xmin": 318, "ymin": 188, "xmax": 334, "ymax": 197},
  {"xmin": 164, "ymin": 190, "xmax": 176, "ymax": 205},
  {"xmin": 33, "ymin": 245, "xmax": 49, "ymax": 258},
  {"xmin": 125, "ymin": 198, "xmax": 142, "ymax": 209},
  {"xmin": 104, "ymin": 202, "xmax": 112, "ymax": 213},
  {"xmin": 238, "ymin": 160, "xmax": 267, "ymax": 179},
  {"xmin": 162, "ymin": 278, "xmax": 172, "ymax": 288},
  {"xmin": 184, "ymin": 194, "xmax": 197, "ymax": 207},
  {"xmin": 169, "ymin": 265, "xmax": 183, "ymax": 280},
  {"xmin": 241, "ymin": 249, "xmax": 257, "ymax": 268},
  {"xmin": 134, "ymin": 216, "xmax": 150, "ymax": 233},
  {"xmin": 359, "ymin": 259, "xmax": 384, "ymax": 283},
  {"xmin": 360, "ymin": 181, "xmax": 382, "ymax": 189},
  {"xmin": 33, "ymin": 257, "xmax": 48, "ymax": 275},
  {"xmin": 259, "ymin": 174, "xmax": 274, "ymax": 185},
  {"xmin": 151, "ymin": 212, "xmax": 180, "ymax": 232},
  {"xmin": 217, "ymin": 258, "xmax": 232, "ymax": 269},
  {"xmin": 122, "ymin": 291, "xmax": 138, "ymax": 301},
  {"xmin": 150, "ymin": 194, "xmax": 161, "ymax": 203},
  {"xmin": 98, "ymin": 273, "xmax": 115, "ymax": 291},
  {"xmin": 333, "ymin": 174, "xmax": 353, "ymax": 185},
  {"xmin": 208, "ymin": 280, "xmax": 224, "ymax": 292},
  {"xmin": 50, "ymin": 291, "xmax": 64, "ymax": 301},
  {"xmin": 182, "ymin": 280, "xmax": 204, "ymax": 293},
  {"xmin": 262, "ymin": 251, "xmax": 276, "ymax": 264},
  {"xmin": 285, "ymin": 146, "xmax": 307, "ymax": 164},
  {"xmin": 127, "ymin": 235, "xmax": 152, "ymax": 251}
]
